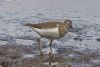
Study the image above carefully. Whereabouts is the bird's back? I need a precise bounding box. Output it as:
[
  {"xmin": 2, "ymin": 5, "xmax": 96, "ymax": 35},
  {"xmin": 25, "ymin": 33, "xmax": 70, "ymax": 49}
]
[{"xmin": 24, "ymin": 21, "xmax": 67, "ymax": 29}]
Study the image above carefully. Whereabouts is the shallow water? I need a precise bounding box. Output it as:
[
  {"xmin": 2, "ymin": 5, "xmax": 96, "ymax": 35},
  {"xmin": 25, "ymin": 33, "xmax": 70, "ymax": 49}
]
[{"xmin": 0, "ymin": 0, "xmax": 100, "ymax": 67}]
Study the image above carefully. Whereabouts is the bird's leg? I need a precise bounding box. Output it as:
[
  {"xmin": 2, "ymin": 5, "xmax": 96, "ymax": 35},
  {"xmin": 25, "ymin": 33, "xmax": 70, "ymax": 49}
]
[
  {"xmin": 37, "ymin": 38, "xmax": 44, "ymax": 56},
  {"xmin": 49, "ymin": 39, "xmax": 53, "ymax": 54},
  {"xmin": 49, "ymin": 39, "xmax": 53, "ymax": 65}
]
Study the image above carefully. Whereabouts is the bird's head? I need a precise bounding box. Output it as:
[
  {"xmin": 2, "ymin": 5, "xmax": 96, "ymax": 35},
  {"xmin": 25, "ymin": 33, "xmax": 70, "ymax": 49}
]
[{"xmin": 64, "ymin": 19, "xmax": 75, "ymax": 31}]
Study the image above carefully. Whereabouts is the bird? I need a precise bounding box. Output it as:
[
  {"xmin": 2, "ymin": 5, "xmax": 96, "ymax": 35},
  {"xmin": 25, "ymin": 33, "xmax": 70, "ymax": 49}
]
[{"xmin": 23, "ymin": 19, "xmax": 74, "ymax": 57}]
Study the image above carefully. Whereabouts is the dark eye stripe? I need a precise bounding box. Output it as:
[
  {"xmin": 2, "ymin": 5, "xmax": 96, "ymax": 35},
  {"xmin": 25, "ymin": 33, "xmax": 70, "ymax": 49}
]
[{"xmin": 67, "ymin": 21, "xmax": 72, "ymax": 25}]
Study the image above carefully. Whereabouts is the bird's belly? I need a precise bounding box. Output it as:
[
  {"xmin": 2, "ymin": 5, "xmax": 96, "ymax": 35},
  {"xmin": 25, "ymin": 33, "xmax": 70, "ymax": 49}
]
[{"xmin": 33, "ymin": 27, "xmax": 60, "ymax": 39}]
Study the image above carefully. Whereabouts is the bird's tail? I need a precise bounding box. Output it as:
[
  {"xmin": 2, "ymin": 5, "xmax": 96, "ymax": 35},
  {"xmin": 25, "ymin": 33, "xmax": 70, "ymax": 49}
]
[{"xmin": 22, "ymin": 23, "xmax": 35, "ymax": 27}]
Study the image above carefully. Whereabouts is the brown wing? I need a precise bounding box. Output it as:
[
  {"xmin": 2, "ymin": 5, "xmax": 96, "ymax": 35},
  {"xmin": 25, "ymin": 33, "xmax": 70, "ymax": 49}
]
[
  {"xmin": 23, "ymin": 23, "xmax": 42, "ymax": 28},
  {"xmin": 24, "ymin": 21, "xmax": 63, "ymax": 29}
]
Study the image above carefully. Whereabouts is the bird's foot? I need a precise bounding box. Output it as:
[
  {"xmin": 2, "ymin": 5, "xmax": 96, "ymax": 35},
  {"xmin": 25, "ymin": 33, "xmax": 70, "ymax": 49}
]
[
  {"xmin": 48, "ymin": 52, "xmax": 54, "ymax": 65},
  {"xmin": 49, "ymin": 52, "xmax": 54, "ymax": 59}
]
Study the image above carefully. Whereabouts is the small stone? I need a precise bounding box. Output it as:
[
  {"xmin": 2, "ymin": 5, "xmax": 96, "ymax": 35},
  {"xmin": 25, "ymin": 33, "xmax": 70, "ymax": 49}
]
[
  {"xmin": 0, "ymin": 65, "xmax": 3, "ymax": 67},
  {"xmin": 96, "ymin": 38, "xmax": 100, "ymax": 42}
]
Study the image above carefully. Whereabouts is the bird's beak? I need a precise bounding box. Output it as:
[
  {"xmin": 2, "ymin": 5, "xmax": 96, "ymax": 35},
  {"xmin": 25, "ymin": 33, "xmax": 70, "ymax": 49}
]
[{"xmin": 70, "ymin": 25, "xmax": 75, "ymax": 31}]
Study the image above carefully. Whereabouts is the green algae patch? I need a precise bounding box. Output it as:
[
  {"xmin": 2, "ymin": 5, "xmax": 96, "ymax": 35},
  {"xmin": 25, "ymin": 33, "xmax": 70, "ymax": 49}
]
[{"xmin": 96, "ymin": 38, "xmax": 100, "ymax": 42}]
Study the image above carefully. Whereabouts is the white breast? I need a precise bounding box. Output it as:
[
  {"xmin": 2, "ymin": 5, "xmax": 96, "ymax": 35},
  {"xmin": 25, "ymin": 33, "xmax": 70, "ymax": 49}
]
[{"xmin": 33, "ymin": 27, "xmax": 60, "ymax": 38}]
